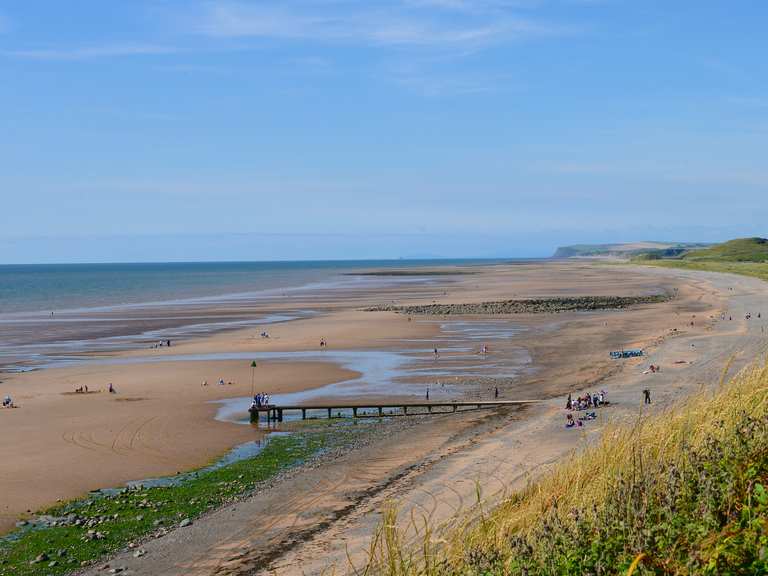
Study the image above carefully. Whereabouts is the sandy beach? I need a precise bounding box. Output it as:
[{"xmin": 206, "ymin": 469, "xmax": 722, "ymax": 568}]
[{"xmin": 4, "ymin": 260, "xmax": 762, "ymax": 575}]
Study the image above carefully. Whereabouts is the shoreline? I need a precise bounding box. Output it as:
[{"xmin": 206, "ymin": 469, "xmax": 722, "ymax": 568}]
[
  {"xmin": 246, "ymin": 265, "xmax": 761, "ymax": 575},
  {"xmin": 0, "ymin": 260, "xmax": 488, "ymax": 372},
  {"xmin": 0, "ymin": 261, "xmax": 721, "ymax": 542}
]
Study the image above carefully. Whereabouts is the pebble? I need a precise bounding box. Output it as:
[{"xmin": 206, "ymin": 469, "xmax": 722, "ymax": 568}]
[{"xmin": 365, "ymin": 295, "xmax": 670, "ymax": 315}]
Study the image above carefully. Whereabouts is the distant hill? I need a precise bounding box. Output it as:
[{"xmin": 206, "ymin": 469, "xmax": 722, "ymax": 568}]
[
  {"xmin": 553, "ymin": 241, "xmax": 710, "ymax": 259},
  {"xmin": 680, "ymin": 237, "xmax": 768, "ymax": 262}
]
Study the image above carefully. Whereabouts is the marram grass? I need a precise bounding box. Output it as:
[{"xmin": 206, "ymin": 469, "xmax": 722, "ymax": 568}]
[{"xmin": 364, "ymin": 357, "xmax": 768, "ymax": 576}]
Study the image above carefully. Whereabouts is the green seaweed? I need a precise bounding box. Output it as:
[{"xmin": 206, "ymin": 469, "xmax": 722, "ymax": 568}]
[{"xmin": 0, "ymin": 424, "xmax": 362, "ymax": 576}]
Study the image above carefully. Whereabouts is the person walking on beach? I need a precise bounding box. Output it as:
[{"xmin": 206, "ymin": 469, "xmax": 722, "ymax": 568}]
[
  {"xmin": 433, "ymin": 348, "xmax": 440, "ymax": 360},
  {"xmin": 494, "ymin": 386, "xmax": 499, "ymax": 399},
  {"xmin": 426, "ymin": 388, "xmax": 429, "ymax": 400},
  {"xmin": 643, "ymin": 389, "xmax": 651, "ymax": 404}
]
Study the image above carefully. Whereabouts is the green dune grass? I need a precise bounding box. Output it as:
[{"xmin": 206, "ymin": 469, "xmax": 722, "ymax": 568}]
[
  {"xmin": 681, "ymin": 238, "xmax": 768, "ymax": 263},
  {"xmin": 635, "ymin": 237, "xmax": 768, "ymax": 281},
  {"xmin": 367, "ymin": 359, "xmax": 768, "ymax": 575},
  {"xmin": 640, "ymin": 259, "xmax": 768, "ymax": 282}
]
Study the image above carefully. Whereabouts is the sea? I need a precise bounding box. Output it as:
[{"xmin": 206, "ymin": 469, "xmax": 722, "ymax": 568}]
[{"xmin": 0, "ymin": 259, "xmax": 503, "ymax": 370}]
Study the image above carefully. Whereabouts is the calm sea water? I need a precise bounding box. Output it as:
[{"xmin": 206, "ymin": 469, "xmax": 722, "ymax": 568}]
[
  {"xmin": 0, "ymin": 259, "xmax": 506, "ymax": 369},
  {"xmin": 0, "ymin": 259, "xmax": 498, "ymax": 316}
]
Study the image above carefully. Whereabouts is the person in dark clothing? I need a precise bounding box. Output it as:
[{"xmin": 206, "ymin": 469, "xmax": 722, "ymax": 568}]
[{"xmin": 643, "ymin": 389, "xmax": 651, "ymax": 404}]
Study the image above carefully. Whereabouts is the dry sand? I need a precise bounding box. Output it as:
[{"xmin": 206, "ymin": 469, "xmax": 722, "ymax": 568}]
[
  {"xmin": 0, "ymin": 308, "xmax": 439, "ymax": 532},
  {"xmin": 4, "ymin": 260, "xmax": 760, "ymax": 576},
  {"xmin": 76, "ymin": 262, "xmax": 768, "ymax": 576}
]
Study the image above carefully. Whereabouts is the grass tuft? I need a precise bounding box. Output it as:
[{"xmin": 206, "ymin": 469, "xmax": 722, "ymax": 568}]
[{"xmin": 365, "ymin": 357, "xmax": 768, "ymax": 575}]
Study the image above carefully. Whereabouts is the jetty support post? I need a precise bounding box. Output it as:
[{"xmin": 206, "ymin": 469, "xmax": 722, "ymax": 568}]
[
  {"xmin": 278, "ymin": 409, "xmax": 283, "ymax": 423},
  {"xmin": 327, "ymin": 407, "xmax": 332, "ymax": 419},
  {"xmin": 378, "ymin": 406, "xmax": 383, "ymax": 417},
  {"xmin": 301, "ymin": 408, "xmax": 306, "ymax": 420},
  {"xmin": 353, "ymin": 407, "xmax": 358, "ymax": 418}
]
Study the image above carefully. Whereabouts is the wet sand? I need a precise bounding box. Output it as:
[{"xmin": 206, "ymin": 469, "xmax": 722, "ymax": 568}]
[
  {"xmin": 74, "ymin": 262, "xmax": 768, "ymax": 576},
  {"xmin": 0, "ymin": 261, "xmax": 719, "ymax": 540},
  {"xmin": 0, "ymin": 310, "xmax": 435, "ymax": 532}
]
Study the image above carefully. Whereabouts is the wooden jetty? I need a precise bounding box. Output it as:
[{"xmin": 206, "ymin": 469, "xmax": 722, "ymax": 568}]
[{"xmin": 249, "ymin": 400, "xmax": 536, "ymax": 423}]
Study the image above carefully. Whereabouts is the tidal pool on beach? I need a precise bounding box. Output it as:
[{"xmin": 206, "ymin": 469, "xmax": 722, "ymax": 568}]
[{"xmin": 18, "ymin": 315, "xmax": 533, "ymax": 424}]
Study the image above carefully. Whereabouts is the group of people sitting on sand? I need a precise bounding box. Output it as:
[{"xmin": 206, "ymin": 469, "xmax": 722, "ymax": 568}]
[
  {"xmin": 73, "ymin": 383, "xmax": 116, "ymax": 394},
  {"xmin": 2, "ymin": 395, "xmax": 15, "ymax": 408},
  {"xmin": 250, "ymin": 392, "xmax": 271, "ymax": 409},
  {"xmin": 201, "ymin": 379, "xmax": 235, "ymax": 386},
  {"xmin": 151, "ymin": 339, "xmax": 172, "ymax": 349},
  {"xmin": 566, "ymin": 391, "xmax": 606, "ymax": 411},
  {"xmin": 565, "ymin": 412, "xmax": 596, "ymax": 428},
  {"xmin": 564, "ymin": 391, "xmax": 608, "ymax": 428}
]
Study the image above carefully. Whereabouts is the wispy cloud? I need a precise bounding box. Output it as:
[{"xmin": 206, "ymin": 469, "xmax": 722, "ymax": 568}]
[
  {"xmin": 4, "ymin": 43, "xmax": 177, "ymax": 61},
  {"xmin": 191, "ymin": 1, "xmax": 571, "ymax": 49},
  {"xmin": 2, "ymin": 2, "xmax": 576, "ymax": 64}
]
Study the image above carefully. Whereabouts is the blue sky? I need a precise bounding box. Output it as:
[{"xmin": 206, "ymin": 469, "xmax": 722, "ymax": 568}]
[{"xmin": 1, "ymin": 1, "xmax": 766, "ymax": 263}]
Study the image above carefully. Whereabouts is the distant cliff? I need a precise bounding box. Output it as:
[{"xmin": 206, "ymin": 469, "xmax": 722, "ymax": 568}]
[{"xmin": 552, "ymin": 242, "xmax": 711, "ymax": 259}]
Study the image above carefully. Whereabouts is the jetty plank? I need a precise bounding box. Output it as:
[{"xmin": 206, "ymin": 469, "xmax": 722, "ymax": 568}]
[{"xmin": 249, "ymin": 400, "xmax": 536, "ymax": 423}]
